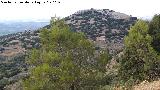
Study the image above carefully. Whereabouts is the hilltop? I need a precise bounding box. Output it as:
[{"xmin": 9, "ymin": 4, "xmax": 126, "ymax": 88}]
[
  {"xmin": 0, "ymin": 8, "xmax": 138, "ymax": 60},
  {"xmin": 46, "ymin": 8, "xmax": 137, "ymax": 54},
  {"xmin": 65, "ymin": 8, "xmax": 137, "ymax": 54}
]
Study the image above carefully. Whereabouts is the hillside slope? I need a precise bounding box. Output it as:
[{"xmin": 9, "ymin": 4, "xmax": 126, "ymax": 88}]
[{"xmin": 55, "ymin": 8, "xmax": 137, "ymax": 54}]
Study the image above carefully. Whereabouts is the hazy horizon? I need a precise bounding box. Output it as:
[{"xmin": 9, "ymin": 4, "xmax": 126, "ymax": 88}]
[{"xmin": 0, "ymin": 19, "xmax": 50, "ymax": 22}]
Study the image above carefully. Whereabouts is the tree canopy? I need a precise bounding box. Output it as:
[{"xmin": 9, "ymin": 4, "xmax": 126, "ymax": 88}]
[{"xmin": 23, "ymin": 18, "xmax": 110, "ymax": 90}]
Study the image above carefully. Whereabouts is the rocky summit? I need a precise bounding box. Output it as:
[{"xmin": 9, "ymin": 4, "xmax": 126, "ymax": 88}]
[{"xmin": 64, "ymin": 8, "xmax": 137, "ymax": 54}]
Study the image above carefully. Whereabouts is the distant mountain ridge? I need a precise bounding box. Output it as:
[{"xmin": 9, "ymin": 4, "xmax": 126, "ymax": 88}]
[{"xmin": 0, "ymin": 22, "xmax": 49, "ymax": 36}]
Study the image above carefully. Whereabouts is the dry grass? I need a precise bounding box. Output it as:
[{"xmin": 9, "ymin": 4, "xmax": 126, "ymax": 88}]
[{"xmin": 134, "ymin": 80, "xmax": 160, "ymax": 90}]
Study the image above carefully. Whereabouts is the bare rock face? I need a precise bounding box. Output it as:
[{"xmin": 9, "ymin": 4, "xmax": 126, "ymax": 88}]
[{"xmin": 64, "ymin": 8, "xmax": 137, "ymax": 54}]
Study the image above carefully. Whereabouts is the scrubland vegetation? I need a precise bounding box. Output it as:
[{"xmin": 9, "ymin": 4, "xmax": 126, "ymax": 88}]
[{"xmin": 23, "ymin": 15, "xmax": 160, "ymax": 90}]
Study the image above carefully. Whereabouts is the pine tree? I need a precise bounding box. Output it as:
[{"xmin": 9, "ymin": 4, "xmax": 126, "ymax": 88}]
[{"xmin": 23, "ymin": 18, "xmax": 110, "ymax": 90}]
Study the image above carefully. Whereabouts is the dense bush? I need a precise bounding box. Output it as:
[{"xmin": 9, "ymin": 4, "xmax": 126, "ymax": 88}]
[{"xmin": 118, "ymin": 20, "xmax": 159, "ymax": 85}]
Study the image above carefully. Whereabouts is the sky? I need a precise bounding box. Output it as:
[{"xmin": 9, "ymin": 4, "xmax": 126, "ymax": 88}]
[{"xmin": 0, "ymin": 0, "xmax": 160, "ymax": 21}]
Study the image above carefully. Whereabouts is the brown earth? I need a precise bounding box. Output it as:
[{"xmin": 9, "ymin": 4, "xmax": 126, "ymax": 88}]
[{"xmin": 134, "ymin": 80, "xmax": 160, "ymax": 90}]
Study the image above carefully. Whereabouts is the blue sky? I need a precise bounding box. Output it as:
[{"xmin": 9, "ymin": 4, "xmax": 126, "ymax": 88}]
[{"xmin": 0, "ymin": 0, "xmax": 159, "ymax": 21}]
